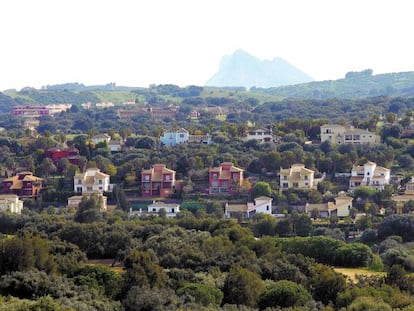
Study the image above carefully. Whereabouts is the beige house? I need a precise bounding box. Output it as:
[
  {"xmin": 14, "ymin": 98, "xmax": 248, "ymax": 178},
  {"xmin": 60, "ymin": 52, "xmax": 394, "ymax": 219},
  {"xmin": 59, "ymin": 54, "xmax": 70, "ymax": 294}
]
[
  {"xmin": 0, "ymin": 194, "xmax": 24, "ymax": 214},
  {"xmin": 306, "ymin": 192, "xmax": 353, "ymax": 218},
  {"xmin": 91, "ymin": 134, "xmax": 111, "ymax": 145},
  {"xmin": 280, "ymin": 164, "xmax": 317, "ymax": 191},
  {"xmin": 320, "ymin": 124, "xmax": 380, "ymax": 145},
  {"xmin": 391, "ymin": 176, "xmax": 414, "ymax": 214},
  {"xmin": 74, "ymin": 168, "xmax": 112, "ymax": 194},
  {"xmin": 67, "ymin": 192, "xmax": 107, "ymax": 211}
]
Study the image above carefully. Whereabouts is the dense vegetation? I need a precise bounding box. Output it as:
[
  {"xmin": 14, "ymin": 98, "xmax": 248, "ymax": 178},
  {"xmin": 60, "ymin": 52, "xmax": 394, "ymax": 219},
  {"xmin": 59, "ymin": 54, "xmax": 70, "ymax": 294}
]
[{"xmin": 252, "ymin": 70, "xmax": 414, "ymax": 99}]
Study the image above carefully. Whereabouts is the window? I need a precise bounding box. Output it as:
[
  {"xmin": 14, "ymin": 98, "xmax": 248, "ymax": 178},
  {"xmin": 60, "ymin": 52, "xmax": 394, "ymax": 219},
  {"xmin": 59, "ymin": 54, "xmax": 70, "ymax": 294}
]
[
  {"xmin": 99, "ymin": 187, "xmax": 103, "ymax": 190},
  {"xmin": 293, "ymin": 183, "xmax": 299, "ymax": 188},
  {"xmin": 212, "ymin": 173, "xmax": 218, "ymax": 180},
  {"xmin": 266, "ymin": 205, "xmax": 269, "ymax": 211},
  {"xmin": 87, "ymin": 187, "xmax": 92, "ymax": 191},
  {"xmin": 283, "ymin": 183, "xmax": 288, "ymax": 188},
  {"xmin": 283, "ymin": 175, "xmax": 287, "ymax": 180},
  {"xmin": 172, "ymin": 208, "xmax": 175, "ymax": 213},
  {"xmin": 99, "ymin": 179, "xmax": 102, "ymax": 184},
  {"xmin": 76, "ymin": 187, "xmax": 82, "ymax": 192},
  {"xmin": 179, "ymin": 134, "xmax": 185, "ymax": 138},
  {"xmin": 78, "ymin": 180, "xmax": 82, "ymax": 184},
  {"xmin": 221, "ymin": 181, "xmax": 228, "ymax": 187},
  {"xmin": 145, "ymin": 175, "xmax": 150, "ymax": 181},
  {"xmin": 153, "ymin": 208, "xmax": 156, "ymax": 212},
  {"xmin": 304, "ymin": 175, "xmax": 308, "ymax": 180},
  {"xmin": 165, "ymin": 175, "xmax": 170, "ymax": 181}
]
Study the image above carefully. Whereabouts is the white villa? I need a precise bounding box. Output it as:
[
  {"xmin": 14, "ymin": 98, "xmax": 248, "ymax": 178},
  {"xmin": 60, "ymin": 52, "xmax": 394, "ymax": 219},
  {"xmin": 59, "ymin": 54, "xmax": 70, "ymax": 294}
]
[
  {"xmin": 129, "ymin": 201, "xmax": 181, "ymax": 218},
  {"xmin": 74, "ymin": 168, "xmax": 112, "ymax": 194},
  {"xmin": 0, "ymin": 194, "xmax": 24, "ymax": 214},
  {"xmin": 349, "ymin": 161, "xmax": 390, "ymax": 191},
  {"xmin": 244, "ymin": 129, "xmax": 275, "ymax": 143},
  {"xmin": 225, "ymin": 196, "xmax": 273, "ymax": 219},
  {"xmin": 320, "ymin": 124, "xmax": 380, "ymax": 145},
  {"xmin": 160, "ymin": 128, "xmax": 189, "ymax": 147}
]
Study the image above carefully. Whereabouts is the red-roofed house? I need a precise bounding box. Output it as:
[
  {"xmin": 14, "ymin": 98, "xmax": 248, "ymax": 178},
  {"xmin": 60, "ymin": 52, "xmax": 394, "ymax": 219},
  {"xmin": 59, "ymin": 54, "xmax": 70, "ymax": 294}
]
[
  {"xmin": 45, "ymin": 147, "xmax": 79, "ymax": 166},
  {"xmin": 141, "ymin": 164, "xmax": 176, "ymax": 197},
  {"xmin": 2, "ymin": 172, "xmax": 43, "ymax": 198},
  {"xmin": 208, "ymin": 162, "xmax": 244, "ymax": 194}
]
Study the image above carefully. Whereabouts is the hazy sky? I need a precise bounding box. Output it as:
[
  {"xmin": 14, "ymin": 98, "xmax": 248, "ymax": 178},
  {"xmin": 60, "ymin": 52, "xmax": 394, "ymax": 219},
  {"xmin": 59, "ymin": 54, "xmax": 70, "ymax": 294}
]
[{"xmin": 1, "ymin": 0, "xmax": 413, "ymax": 91}]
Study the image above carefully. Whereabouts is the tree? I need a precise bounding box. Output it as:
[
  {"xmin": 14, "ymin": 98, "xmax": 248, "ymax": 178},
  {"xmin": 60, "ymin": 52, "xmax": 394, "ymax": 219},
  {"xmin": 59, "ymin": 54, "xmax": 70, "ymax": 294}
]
[
  {"xmin": 222, "ymin": 264, "xmax": 264, "ymax": 307},
  {"xmin": 74, "ymin": 195, "xmax": 103, "ymax": 223},
  {"xmin": 177, "ymin": 283, "xmax": 223, "ymax": 306},
  {"xmin": 38, "ymin": 157, "xmax": 57, "ymax": 177},
  {"xmin": 258, "ymin": 280, "xmax": 312, "ymax": 309},
  {"xmin": 122, "ymin": 250, "xmax": 167, "ymax": 300},
  {"xmin": 252, "ymin": 181, "xmax": 271, "ymax": 198},
  {"xmin": 309, "ymin": 263, "xmax": 346, "ymax": 305}
]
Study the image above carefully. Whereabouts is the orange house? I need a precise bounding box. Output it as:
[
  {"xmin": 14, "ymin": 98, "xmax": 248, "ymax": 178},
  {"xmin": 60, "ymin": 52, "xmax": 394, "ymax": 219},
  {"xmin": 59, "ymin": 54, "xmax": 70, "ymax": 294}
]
[
  {"xmin": 2, "ymin": 172, "xmax": 43, "ymax": 198},
  {"xmin": 141, "ymin": 164, "xmax": 176, "ymax": 197}
]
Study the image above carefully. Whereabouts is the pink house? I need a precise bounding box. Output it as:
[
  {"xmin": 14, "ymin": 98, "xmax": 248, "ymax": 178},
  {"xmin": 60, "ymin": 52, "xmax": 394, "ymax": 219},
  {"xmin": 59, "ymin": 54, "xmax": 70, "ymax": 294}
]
[
  {"xmin": 208, "ymin": 162, "xmax": 244, "ymax": 194},
  {"xmin": 141, "ymin": 164, "xmax": 176, "ymax": 197}
]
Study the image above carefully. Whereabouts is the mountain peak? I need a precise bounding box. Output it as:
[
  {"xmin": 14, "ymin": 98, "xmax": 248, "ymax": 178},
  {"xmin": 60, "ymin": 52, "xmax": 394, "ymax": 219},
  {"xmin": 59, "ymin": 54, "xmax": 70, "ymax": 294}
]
[{"xmin": 206, "ymin": 49, "xmax": 313, "ymax": 89}]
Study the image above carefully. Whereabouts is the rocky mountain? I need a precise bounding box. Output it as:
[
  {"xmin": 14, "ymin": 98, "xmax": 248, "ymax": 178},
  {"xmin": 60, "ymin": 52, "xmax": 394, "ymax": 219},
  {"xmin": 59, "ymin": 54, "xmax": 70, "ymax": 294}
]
[{"xmin": 205, "ymin": 49, "xmax": 314, "ymax": 89}]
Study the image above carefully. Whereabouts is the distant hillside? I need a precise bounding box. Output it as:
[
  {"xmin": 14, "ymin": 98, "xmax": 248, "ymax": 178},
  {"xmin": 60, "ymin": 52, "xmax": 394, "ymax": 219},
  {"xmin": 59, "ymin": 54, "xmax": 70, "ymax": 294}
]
[
  {"xmin": 205, "ymin": 49, "xmax": 314, "ymax": 88},
  {"xmin": 251, "ymin": 69, "xmax": 414, "ymax": 99}
]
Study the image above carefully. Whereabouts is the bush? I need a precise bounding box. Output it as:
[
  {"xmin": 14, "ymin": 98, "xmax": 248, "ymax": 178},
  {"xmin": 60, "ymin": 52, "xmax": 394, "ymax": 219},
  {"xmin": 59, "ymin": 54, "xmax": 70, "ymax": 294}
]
[{"xmin": 258, "ymin": 280, "xmax": 312, "ymax": 309}]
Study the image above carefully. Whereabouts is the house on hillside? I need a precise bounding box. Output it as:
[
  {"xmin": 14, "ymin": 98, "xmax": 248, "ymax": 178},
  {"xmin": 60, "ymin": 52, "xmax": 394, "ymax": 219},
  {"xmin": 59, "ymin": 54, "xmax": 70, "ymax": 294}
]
[
  {"xmin": 2, "ymin": 172, "xmax": 43, "ymax": 198},
  {"xmin": 160, "ymin": 128, "xmax": 189, "ymax": 147},
  {"xmin": 225, "ymin": 196, "xmax": 273, "ymax": 219},
  {"xmin": 67, "ymin": 192, "xmax": 107, "ymax": 211},
  {"xmin": 306, "ymin": 192, "xmax": 353, "ymax": 218},
  {"xmin": 391, "ymin": 176, "xmax": 414, "ymax": 214},
  {"xmin": 208, "ymin": 162, "xmax": 244, "ymax": 195},
  {"xmin": 349, "ymin": 161, "xmax": 390, "ymax": 191},
  {"xmin": 320, "ymin": 124, "xmax": 380, "ymax": 144},
  {"xmin": 244, "ymin": 128, "xmax": 279, "ymax": 143},
  {"xmin": 0, "ymin": 194, "xmax": 24, "ymax": 214},
  {"xmin": 91, "ymin": 134, "xmax": 111, "ymax": 145},
  {"xmin": 279, "ymin": 164, "xmax": 318, "ymax": 191},
  {"xmin": 74, "ymin": 168, "xmax": 112, "ymax": 194},
  {"xmin": 141, "ymin": 164, "xmax": 176, "ymax": 197},
  {"xmin": 45, "ymin": 147, "xmax": 79, "ymax": 166}
]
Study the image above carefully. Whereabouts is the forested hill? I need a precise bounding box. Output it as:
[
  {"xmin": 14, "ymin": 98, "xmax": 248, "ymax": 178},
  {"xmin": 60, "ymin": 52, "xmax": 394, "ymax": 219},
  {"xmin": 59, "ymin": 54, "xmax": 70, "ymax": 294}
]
[{"xmin": 251, "ymin": 70, "xmax": 414, "ymax": 99}]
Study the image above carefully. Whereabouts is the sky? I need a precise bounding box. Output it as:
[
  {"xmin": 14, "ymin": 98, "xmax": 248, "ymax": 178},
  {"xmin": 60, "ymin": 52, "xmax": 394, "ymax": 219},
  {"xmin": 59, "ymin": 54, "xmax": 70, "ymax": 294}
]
[{"xmin": 1, "ymin": 0, "xmax": 413, "ymax": 91}]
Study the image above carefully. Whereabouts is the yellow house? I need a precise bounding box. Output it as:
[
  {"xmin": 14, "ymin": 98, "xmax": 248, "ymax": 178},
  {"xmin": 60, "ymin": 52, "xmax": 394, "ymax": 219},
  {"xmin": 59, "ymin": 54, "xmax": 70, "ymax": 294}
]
[{"xmin": 280, "ymin": 164, "xmax": 316, "ymax": 191}]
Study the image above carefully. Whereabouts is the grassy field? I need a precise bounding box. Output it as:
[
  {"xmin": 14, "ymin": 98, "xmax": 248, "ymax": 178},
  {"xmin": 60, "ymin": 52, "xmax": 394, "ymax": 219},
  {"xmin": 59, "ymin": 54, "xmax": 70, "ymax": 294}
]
[
  {"xmin": 87, "ymin": 259, "xmax": 124, "ymax": 274},
  {"xmin": 334, "ymin": 267, "xmax": 385, "ymax": 283}
]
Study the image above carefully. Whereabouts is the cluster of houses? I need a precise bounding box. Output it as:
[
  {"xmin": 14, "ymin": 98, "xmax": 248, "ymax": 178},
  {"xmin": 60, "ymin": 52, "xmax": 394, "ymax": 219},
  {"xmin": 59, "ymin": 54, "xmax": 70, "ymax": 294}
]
[
  {"xmin": 0, "ymin": 158, "xmax": 407, "ymax": 220},
  {"xmin": 0, "ymin": 122, "xmax": 411, "ymax": 219}
]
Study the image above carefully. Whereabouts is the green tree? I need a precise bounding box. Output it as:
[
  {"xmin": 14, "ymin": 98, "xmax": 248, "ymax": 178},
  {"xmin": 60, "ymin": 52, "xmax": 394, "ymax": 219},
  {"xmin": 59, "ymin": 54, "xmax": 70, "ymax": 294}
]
[
  {"xmin": 123, "ymin": 249, "xmax": 167, "ymax": 290},
  {"xmin": 222, "ymin": 264, "xmax": 264, "ymax": 307},
  {"xmin": 258, "ymin": 280, "xmax": 312, "ymax": 309},
  {"xmin": 74, "ymin": 194, "xmax": 103, "ymax": 223},
  {"xmin": 309, "ymin": 263, "xmax": 346, "ymax": 305},
  {"xmin": 252, "ymin": 181, "xmax": 271, "ymax": 198},
  {"xmin": 177, "ymin": 283, "xmax": 223, "ymax": 306}
]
